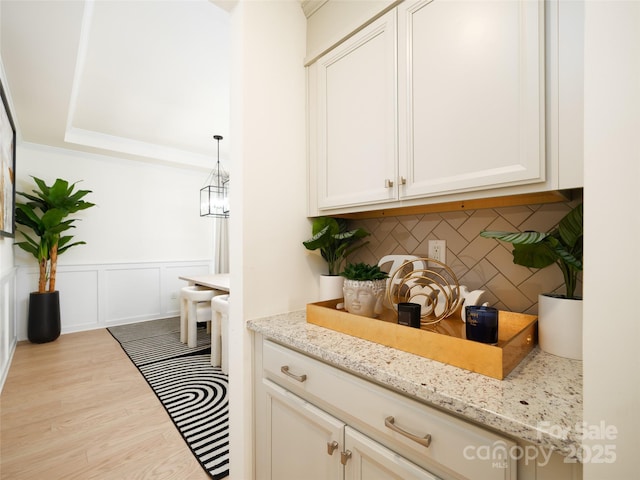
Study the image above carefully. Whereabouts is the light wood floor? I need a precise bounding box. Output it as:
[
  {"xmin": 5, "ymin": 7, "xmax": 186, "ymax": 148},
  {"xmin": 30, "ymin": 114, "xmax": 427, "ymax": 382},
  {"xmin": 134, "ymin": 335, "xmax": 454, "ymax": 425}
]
[{"xmin": 0, "ymin": 328, "xmax": 221, "ymax": 479}]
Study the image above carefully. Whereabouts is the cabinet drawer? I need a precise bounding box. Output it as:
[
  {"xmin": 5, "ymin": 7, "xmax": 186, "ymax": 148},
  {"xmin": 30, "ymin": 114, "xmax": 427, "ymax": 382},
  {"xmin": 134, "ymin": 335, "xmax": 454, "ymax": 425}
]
[{"xmin": 262, "ymin": 339, "xmax": 516, "ymax": 480}]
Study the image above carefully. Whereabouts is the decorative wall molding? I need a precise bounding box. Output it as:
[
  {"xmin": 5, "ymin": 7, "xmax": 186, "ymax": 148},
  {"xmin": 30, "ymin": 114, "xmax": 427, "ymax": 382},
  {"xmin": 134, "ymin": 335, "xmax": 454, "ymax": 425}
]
[
  {"xmin": 15, "ymin": 260, "xmax": 213, "ymax": 341},
  {"xmin": 0, "ymin": 268, "xmax": 17, "ymax": 393},
  {"xmin": 301, "ymin": 0, "xmax": 329, "ymax": 18}
]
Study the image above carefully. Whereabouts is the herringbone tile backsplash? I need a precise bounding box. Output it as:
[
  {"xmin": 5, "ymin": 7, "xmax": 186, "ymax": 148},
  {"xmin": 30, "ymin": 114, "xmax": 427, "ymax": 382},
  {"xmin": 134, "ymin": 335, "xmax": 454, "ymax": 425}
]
[{"xmin": 347, "ymin": 197, "xmax": 583, "ymax": 315}]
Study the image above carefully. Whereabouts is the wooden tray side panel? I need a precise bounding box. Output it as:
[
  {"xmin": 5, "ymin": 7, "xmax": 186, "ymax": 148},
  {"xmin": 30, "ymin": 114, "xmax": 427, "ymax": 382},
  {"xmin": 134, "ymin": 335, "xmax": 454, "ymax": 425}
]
[{"xmin": 500, "ymin": 320, "xmax": 538, "ymax": 376}]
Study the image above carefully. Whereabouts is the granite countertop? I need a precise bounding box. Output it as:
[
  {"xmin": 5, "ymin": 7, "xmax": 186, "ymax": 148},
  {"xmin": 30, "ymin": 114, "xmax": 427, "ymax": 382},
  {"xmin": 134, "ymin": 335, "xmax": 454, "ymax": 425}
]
[{"xmin": 247, "ymin": 310, "xmax": 583, "ymax": 459}]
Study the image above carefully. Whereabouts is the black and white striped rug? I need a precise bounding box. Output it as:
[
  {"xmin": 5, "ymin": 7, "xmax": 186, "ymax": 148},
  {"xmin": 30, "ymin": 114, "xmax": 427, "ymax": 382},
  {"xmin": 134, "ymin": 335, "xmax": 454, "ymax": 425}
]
[{"xmin": 108, "ymin": 317, "xmax": 229, "ymax": 480}]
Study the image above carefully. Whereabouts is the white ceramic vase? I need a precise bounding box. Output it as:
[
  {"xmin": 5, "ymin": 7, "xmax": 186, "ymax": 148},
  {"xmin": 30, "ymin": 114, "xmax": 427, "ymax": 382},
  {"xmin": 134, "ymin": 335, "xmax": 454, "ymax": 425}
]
[
  {"xmin": 538, "ymin": 293, "xmax": 583, "ymax": 360},
  {"xmin": 319, "ymin": 275, "xmax": 344, "ymax": 301}
]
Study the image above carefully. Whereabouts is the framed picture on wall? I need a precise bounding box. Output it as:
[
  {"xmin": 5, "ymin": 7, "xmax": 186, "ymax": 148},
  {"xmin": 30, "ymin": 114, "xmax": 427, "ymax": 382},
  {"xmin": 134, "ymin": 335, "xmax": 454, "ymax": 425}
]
[{"xmin": 0, "ymin": 77, "xmax": 16, "ymax": 237}]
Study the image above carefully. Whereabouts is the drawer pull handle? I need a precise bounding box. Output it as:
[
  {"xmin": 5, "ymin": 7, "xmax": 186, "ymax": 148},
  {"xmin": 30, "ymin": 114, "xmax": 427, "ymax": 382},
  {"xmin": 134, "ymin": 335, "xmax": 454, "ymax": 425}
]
[
  {"xmin": 340, "ymin": 450, "xmax": 352, "ymax": 465},
  {"xmin": 327, "ymin": 440, "xmax": 339, "ymax": 455},
  {"xmin": 384, "ymin": 416, "xmax": 432, "ymax": 448},
  {"xmin": 280, "ymin": 365, "xmax": 307, "ymax": 383}
]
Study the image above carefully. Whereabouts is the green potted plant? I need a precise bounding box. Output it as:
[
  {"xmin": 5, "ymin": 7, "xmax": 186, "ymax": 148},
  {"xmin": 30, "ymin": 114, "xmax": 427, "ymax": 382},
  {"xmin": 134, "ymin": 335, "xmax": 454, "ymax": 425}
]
[
  {"xmin": 340, "ymin": 262, "xmax": 388, "ymax": 318},
  {"xmin": 14, "ymin": 176, "xmax": 95, "ymax": 343},
  {"xmin": 480, "ymin": 202, "xmax": 583, "ymax": 359},
  {"xmin": 303, "ymin": 217, "xmax": 370, "ymax": 300}
]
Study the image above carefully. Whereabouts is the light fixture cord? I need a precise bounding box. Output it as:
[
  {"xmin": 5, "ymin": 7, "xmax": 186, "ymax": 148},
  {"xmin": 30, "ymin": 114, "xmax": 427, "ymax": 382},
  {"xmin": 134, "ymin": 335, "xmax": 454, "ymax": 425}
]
[
  {"xmin": 214, "ymin": 135, "xmax": 221, "ymax": 187},
  {"xmin": 203, "ymin": 134, "xmax": 226, "ymax": 187}
]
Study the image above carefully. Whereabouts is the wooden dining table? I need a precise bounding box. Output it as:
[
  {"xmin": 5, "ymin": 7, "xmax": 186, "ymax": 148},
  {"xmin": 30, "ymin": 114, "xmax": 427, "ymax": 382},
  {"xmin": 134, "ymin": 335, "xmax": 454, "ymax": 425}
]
[{"xmin": 178, "ymin": 273, "xmax": 230, "ymax": 292}]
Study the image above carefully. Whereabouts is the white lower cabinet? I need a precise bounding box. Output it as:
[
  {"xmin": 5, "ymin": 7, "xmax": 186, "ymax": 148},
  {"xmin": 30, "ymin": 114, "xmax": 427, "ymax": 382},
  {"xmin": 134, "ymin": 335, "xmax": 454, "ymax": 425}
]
[
  {"xmin": 261, "ymin": 378, "xmax": 437, "ymax": 480},
  {"xmin": 254, "ymin": 335, "xmax": 582, "ymax": 479},
  {"xmin": 263, "ymin": 380, "xmax": 344, "ymax": 479},
  {"xmin": 344, "ymin": 426, "xmax": 438, "ymax": 480},
  {"xmin": 255, "ymin": 337, "xmax": 520, "ymax": 480}
]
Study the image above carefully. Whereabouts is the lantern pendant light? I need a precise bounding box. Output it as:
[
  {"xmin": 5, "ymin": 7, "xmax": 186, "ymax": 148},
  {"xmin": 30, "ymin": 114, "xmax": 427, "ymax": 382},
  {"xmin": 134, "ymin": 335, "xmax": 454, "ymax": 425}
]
[{"xmin": 200, "ymin": 134, "xmax": 229, "ymax": 218}]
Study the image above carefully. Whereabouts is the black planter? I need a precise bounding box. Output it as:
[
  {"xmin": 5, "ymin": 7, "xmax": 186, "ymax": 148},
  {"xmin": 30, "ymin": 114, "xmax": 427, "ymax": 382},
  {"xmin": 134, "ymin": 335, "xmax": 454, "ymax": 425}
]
[{"xmin": 28, "ymin": 291, "xmax": 61, "ymax": 343}]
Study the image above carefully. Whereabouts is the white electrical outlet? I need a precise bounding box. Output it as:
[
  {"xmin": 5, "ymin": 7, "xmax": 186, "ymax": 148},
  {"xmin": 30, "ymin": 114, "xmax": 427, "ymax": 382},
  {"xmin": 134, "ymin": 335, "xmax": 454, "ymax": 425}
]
[{"xmin": 428, "ymin": 239, "xmax": 446, "ymax": 266}]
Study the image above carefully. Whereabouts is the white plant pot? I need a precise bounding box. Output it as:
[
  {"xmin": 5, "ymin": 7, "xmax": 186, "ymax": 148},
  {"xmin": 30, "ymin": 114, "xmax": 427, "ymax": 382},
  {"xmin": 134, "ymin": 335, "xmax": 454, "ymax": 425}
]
[
  {"xmin": 538, "ymin": 293, "xmax": 583, "ymax": 360},
  {"xmin": 343, "ymin": 278, "xmax": 387, "ymax": 318},
  {"xmin": 319, "ymin": 275, "xmax": 344, "ymax": 301}
]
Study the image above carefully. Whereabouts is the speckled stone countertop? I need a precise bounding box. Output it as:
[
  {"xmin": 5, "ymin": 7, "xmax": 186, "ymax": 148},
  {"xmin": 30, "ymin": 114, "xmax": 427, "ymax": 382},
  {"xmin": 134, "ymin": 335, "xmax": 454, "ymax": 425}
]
[{"xmin": 247, "ymin": 310, "xmax": 583, "ymax": 459}]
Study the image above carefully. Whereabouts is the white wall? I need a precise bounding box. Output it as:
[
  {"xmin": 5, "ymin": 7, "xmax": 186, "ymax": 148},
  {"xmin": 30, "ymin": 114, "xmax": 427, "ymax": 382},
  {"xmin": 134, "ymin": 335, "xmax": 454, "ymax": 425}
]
[
  {"xmin": 10, "ymin": 142, "xmax": 216, "ymax": 339},
  {"xmin": 0, "ymin": 42, "xmax": 17, "ymax": 390},
  {"xmin": 0, "ymin": 0, "xmax": 217, "ymax": 380},
  {"xmin": 15, "ymin": 142, "xmax": 214, "ymax": 265},
  {"xmin": 227, "ymin": 2, "xmax": 312, "ymax": 479},
  {"xmin": 583, "ymin": 1, "xmax": 640, "ymax": 478}
]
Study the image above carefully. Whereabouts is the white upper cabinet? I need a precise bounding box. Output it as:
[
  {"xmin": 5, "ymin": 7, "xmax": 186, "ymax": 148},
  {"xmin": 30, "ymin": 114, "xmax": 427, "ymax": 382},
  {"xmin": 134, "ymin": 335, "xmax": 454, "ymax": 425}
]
[
  {"xmin": 313, "ymin": 10, "xmax": 398, "ymax": 209},
  {"xmin": 307, "ymin": 0, "xmax": 582, "ymax": 215},
  {"xmin": 398, "ymin": 0, "xmax": 544, "ymax": 199}
]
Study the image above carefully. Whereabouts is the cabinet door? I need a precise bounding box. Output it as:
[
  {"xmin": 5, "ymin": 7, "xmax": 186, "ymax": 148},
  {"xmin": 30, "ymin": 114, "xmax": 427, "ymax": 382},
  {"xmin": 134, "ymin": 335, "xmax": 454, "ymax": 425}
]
[
  {"xmin": 315, "ymin": 9, "xmax": 398, "ymax": 209},
  {"xmin": 398, "ymin": 0, "xmax": 544, "ymax": 198},
  {"xmin": 261, "ymin": 379, "xmax": 344, "ymax": 480},
  {"xmin": 343, "ymin": 427, "xmax": 439, "ymax": 480}
]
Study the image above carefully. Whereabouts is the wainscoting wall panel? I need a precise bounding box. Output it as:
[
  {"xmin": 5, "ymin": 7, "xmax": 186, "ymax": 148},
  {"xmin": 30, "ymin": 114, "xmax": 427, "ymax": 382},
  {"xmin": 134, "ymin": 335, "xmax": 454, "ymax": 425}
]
[
  {"xmin": 104, "ymin": 267, "xmax": 162, "ymax": 323},
  {"xmin": 16, "ymin": 260, "xmax": 213, "ymax": 341},
  {"xmin": 163, "ymin": 263, "xmax": 211, "ymax": 313},
  {"xmin": 0, "ymin": 268, "xmax": 16, "ymax": 392},
  {"xmin": 57, "ymin": 268, "xmax": 99, "ymax": 330}
]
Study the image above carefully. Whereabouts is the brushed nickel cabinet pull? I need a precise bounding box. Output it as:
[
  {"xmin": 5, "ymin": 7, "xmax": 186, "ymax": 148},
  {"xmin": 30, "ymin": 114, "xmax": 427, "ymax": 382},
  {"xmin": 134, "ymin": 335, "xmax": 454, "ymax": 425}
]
[
  {"xmin": 327, "ymin": 441, "xmax": 339, "ymax": 455},
  {"xmin": 384, "ymin": 416, "xmax": 432, "ymax": 448},
  {"xmin": 384, "ymin": 178, "xmax": 394, "ymax": 188},
  {"xmin": 340, "ymin": 450, "xmax": 352, "ymax": 465},
  {"xmin": 280, "ymin": 365, "xmax": 307, "ymax": 383}
]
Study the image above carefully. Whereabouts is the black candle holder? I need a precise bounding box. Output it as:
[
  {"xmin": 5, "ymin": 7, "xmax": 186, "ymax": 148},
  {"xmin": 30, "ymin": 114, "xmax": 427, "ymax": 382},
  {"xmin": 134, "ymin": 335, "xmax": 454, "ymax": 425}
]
[
  {"xmin": 397, "ymin": 302, "xmax": 421, "ymax": 328},
  {"xmin": 465, "ymin": 305, "xmax": 499, "ymax": 344}
]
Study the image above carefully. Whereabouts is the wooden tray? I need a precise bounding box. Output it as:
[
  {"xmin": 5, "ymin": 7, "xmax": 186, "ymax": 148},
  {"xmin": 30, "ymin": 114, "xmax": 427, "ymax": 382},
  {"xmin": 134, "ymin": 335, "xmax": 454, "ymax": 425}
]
[{"xmin": 306, "ymin": 299, "xmax": 537, "ymax": 379}]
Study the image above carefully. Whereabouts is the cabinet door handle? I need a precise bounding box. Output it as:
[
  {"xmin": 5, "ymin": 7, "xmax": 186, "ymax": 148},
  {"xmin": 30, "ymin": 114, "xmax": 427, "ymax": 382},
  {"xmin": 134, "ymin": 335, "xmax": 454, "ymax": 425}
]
[
  {"xmin": 280, "ymin": 365, "xmax": 307, "ymax": 383},
  {"xmin": 384, "ymin": 416, "xmax": 432, "ymax": 448},
  {"xmin": 327, "ymin": 440, "xmax": 339, "ymax": 455},
  {"xmin": 400, "ymin": 176, "xmax": 407, "ymax": 185},
  {"xmin": 384, "ymin": 178, "xmax": 394, "ymax": 188},
  {"xmin": 340, "ymin": 450, "xmax": 352, "ymax": 465}
]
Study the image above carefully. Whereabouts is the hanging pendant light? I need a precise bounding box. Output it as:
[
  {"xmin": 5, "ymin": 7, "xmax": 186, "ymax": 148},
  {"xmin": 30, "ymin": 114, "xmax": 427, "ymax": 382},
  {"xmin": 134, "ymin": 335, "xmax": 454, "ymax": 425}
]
[{"xmin": 200, "ymin": 134, "xmax": 229, "ymax": 218}]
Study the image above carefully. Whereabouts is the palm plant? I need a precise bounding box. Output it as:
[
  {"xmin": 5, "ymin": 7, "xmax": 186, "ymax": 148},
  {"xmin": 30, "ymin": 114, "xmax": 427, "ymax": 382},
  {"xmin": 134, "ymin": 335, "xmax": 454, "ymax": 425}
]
[
  {"xmin": 303, "ymin": 217, "xmax": 370, "ymax": 275},
  {"xmin": 15, "ymin": 177, "xmax": 95, "ymax": 293},
  {"xmin": 480, "ymin": 203, "xmax": 583, "ymax": 298}
]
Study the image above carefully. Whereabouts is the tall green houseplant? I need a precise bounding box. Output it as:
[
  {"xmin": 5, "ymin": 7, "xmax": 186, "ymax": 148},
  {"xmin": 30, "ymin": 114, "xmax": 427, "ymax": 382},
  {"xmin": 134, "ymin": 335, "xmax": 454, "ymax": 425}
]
[{"xmin": 15, "ymin": 177, "xmax": 95, "ymax": 293}]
